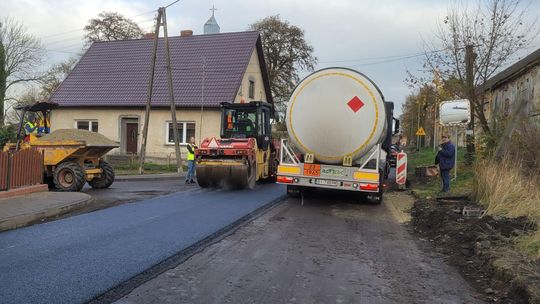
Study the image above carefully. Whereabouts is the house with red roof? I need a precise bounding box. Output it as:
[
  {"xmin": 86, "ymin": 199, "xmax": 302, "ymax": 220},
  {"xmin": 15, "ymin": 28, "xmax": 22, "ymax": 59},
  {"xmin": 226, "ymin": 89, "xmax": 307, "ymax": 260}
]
[{"xmin": 49, "ymin": 30, "xmax": 272, "ymax": 160}]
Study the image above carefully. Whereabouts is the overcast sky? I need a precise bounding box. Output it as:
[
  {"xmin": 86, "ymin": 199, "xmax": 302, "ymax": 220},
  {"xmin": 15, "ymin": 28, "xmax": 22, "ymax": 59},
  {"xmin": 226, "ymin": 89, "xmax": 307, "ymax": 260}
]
[{"xmin": 2, "ymin": 0, "xmax": 540, "ymax": 116}]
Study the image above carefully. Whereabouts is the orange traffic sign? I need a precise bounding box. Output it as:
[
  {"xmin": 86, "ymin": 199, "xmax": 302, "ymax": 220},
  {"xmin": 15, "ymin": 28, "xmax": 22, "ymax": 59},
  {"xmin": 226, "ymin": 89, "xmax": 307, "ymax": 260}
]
[{"xmin": 416, "ymin": 127, "xmax": 426, "ymax": 136}]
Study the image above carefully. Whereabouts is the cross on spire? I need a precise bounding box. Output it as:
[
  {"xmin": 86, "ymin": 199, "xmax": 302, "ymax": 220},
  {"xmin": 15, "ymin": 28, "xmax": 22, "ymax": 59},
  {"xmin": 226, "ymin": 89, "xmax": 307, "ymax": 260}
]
[{"xmin": 210, "ymin": 5, "xmax": 217, "ymax": 16}]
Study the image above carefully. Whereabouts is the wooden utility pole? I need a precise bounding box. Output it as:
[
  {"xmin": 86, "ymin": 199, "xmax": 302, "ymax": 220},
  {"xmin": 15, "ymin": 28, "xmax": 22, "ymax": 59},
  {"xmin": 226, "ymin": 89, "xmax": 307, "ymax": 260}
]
[
  {"xmin": 465, "ymin": 45, "xmax": 476, "ymax": 163},
  {"xmin": 139, "ymin": 9, "xmax": 162, "ymax": 174},
  {"xmin": 162, "ymin": 8, "xmax": 183, "ymax": 173},
  {"xmin": 138, "ymin": 7, "xmax": 183, "ymax": 174}
]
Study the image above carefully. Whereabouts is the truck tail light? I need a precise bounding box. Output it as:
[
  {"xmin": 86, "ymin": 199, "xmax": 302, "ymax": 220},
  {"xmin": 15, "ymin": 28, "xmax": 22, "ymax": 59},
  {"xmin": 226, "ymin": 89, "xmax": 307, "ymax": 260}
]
[
  {"xmin": 360, "ymin": 183, "xmax": 379, "ymax": 191},
  {"xmin": 277, "ymin": 176, "xmax": 294, "ymax": 184}
]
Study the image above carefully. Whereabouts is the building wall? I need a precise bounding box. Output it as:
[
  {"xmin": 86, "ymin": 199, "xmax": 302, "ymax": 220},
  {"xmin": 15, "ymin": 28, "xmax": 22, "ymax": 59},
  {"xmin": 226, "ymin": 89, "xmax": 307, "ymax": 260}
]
[
  {"xmin": 234, "ymin": 48, "xmax": 267, "ymax": 103},
  {"xmin": 486, "ymin": 65, "xmax": 540, "ymax": 125},
  {"xmin": 51, "ymin": 107, "xmax": 221, "ymax": 158}
]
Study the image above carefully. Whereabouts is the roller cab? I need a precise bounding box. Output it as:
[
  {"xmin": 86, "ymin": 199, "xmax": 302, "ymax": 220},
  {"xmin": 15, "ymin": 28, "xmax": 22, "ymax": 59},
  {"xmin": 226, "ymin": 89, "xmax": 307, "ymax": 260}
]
[{"xmin": 195, "ymin": 102, "xmax": 278, "ymax": 189}]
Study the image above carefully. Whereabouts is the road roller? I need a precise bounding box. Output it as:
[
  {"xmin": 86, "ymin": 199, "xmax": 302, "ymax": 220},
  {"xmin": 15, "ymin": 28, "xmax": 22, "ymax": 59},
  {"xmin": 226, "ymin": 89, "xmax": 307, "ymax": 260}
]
[{"xmin": 195, "ymin": 101, "xmax": 278, "ymax": 189}]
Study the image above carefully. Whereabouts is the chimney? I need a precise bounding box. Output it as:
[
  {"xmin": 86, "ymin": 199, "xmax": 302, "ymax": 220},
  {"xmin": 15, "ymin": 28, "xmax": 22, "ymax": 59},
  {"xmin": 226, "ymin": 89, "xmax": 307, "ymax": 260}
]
[
  {"xmin": 144, "ymin": 33, "xmax": 155, "ymax": 39},
  {"xmin": 180, "ymin": 30, "xmax": 193, "ymax": 37}
]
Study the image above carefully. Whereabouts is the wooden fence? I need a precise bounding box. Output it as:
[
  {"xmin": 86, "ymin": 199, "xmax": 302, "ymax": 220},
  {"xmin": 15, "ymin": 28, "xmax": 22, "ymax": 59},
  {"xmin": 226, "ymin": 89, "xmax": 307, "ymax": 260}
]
[{"xmin": 0, "ymin": 148, "xmax": 43, "ymax": 191}]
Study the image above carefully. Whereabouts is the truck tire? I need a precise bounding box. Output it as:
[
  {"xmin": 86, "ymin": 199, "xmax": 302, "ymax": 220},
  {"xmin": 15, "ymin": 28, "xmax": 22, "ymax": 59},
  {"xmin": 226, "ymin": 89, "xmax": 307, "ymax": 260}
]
[
  {"xmin": 88, "ymin": 161, "xmax": 115, "ymax": 189},
  {"xmin": 287, "ymin": 185, "xmax": 301, "ymax": 198},
  {"xmin": 54, "ymin": 162, "xmax": 86, "ymax": 192},
  {"xmin": 368, "ymin": 170, "xmax": 385, "ymax": 204}
]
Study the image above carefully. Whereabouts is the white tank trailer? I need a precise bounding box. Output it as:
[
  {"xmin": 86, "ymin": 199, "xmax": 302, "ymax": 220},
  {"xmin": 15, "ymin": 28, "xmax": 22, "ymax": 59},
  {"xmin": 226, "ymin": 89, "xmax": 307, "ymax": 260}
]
[{"xmin": 277, "ymin": 67, "xmax": 399, "ymax": 203}]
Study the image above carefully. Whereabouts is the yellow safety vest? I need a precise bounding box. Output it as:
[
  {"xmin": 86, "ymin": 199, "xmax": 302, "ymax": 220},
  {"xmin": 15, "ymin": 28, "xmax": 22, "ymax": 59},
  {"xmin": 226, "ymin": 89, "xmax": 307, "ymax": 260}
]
[
  {"xmin": 187, "ymin": 143, "xmax": 195, "ymax": 161},
  {"xmin": 24, "ymin": 122, "xmax": 37, "ymax": 135}
]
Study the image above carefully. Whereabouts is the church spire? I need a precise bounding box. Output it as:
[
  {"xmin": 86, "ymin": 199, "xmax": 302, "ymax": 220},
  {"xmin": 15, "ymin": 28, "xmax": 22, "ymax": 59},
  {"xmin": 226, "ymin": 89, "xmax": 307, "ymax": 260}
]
[{"xmin": 204, "ymin": 5, "xmax": 220, "ymax": 34}]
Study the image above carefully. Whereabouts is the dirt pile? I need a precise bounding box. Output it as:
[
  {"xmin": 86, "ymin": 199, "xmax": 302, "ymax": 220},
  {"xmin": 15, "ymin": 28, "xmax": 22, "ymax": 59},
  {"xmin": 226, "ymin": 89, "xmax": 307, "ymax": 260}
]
[
  {"xmin": 412, "ymin": 198, "xmax": 540, "ymax": 303},
  {"xmin": 36, "ymin": 129, "xmax": 119, "ymax": 147}
]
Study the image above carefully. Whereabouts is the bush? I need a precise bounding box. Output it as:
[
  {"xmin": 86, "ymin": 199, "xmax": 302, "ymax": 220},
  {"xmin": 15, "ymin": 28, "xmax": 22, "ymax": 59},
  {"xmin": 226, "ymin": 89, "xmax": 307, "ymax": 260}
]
[{"xmin": 0, "ymin": 124, "xmax": 17, "ymax": 149}]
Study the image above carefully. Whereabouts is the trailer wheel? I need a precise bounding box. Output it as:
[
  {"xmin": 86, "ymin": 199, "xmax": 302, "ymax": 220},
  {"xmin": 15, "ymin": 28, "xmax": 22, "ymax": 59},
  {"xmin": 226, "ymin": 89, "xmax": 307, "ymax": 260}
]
[
  {"xmin": 287, "ymin": 185, "xmax": 302, "ymax": 198},
  {"xmin": 88, "ymin": 161, "xmax": 115, "ymax": 189},
  {"xmin": 368, "ymin": 170, "xmax": 384, "ymax": 204},
  {"xmin": 54, "ymin": 162, "xmax": 86, "ymax": 192}
]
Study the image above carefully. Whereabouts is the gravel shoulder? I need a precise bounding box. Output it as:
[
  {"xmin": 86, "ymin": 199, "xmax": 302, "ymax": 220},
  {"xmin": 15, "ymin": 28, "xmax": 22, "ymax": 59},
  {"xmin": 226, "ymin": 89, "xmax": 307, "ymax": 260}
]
[{"xmin": 116, "ymin": 191, "xmax": 483, "ymax": 304}]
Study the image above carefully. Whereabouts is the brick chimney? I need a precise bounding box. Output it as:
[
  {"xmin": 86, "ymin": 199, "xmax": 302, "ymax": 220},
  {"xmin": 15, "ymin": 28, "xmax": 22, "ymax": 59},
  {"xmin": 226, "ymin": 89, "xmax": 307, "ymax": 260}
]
[
  {"xmin": 180, "ymin": 30, "xmax": 193, "ymax": 37},
  {"xmin": 144, "ymin": 33, "xmax": 155, "ymax": 39}
]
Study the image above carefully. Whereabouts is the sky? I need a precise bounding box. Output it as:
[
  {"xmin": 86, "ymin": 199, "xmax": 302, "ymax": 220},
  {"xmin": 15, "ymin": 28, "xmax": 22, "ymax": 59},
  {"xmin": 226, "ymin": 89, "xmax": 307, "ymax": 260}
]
[{"xmin": 2, "ymin": 0, "xmax": 540, "ymax": 116}]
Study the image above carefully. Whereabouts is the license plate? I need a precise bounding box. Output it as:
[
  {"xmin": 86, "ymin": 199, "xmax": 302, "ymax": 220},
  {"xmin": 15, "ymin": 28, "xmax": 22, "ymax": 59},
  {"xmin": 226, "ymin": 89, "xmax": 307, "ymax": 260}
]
[
  {"xmin": 304, "ymin": 164, "xmax": 321, "ymax": 177},
  {"xmin": 314, "ymin": 179, "xmax": 340, "ymax": 186}
]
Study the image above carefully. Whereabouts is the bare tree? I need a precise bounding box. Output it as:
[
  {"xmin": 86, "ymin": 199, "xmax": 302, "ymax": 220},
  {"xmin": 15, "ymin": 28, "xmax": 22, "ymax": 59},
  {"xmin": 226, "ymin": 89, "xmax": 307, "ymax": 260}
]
[
  {"xmin": 0, "ymin": 17, "xmax": 43, "ymax": 125},
  {"xmin": 249, "ymin": 16, "xmax": 317, "ymax": 120},
  {"xmin": 39, "ymin": 57, "xmax": 78, "ymax": 100},
  {"xmin": 84, "ymin": 12, "xmax": 144, "ymax": 45},
  {"xmin": 411, "ymin": 0, "xmax": 538, "ymax": 136}
]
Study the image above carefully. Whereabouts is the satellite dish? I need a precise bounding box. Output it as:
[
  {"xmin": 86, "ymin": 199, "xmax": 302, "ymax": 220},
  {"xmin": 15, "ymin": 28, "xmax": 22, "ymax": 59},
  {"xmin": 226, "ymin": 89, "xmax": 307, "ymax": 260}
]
[{"xmin": 439, "ymin": 99, "xmax": 471, "ymax": 126}]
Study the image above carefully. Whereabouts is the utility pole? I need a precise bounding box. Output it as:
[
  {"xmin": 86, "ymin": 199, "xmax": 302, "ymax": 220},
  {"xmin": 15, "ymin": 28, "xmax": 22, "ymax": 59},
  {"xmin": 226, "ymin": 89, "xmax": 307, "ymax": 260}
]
[
  {"xmin": 162, "ymin": 8, "xmax": 183, "ymax": 173},
  {"xmin": 139, "ymin": 9, "xmax": 162, "ymax": 174},
  {"xmin": 465, "ymin": 45, "xmax": 476, "ymax": 164},
  {"xmin": 139, "ymin": 6, "xmax": 183, "ymax": 174}
]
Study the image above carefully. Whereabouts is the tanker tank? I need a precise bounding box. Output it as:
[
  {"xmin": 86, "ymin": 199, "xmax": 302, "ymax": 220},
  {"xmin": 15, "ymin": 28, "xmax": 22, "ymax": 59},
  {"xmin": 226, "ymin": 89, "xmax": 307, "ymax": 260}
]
[{"xmin": 286, "ymin": 67, "xmax": 387, "ymax": 165}]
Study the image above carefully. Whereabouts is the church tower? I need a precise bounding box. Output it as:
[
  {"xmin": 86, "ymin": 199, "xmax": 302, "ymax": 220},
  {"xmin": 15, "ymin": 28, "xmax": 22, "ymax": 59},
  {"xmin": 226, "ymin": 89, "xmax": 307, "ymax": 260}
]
[{"xmin": 204, "ymin": 5, "xmax": 220, "ymax": 34}]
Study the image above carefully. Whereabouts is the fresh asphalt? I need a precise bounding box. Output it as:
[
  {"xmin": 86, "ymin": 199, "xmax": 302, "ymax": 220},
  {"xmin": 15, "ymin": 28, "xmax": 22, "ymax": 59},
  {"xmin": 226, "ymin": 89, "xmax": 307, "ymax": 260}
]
[{"xmin": 0, "ymin": 183, "xmax": 285, "ymax": 304}]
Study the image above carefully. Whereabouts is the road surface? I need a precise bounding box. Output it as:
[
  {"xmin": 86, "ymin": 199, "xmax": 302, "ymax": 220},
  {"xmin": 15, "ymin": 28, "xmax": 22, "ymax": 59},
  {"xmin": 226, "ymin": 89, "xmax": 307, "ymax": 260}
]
[
  {"xmin": 0, "ymin": 184, "xmax": 284, "ymax": 304},
  {"xmin": 116, "ymin": 190, "xmax": 483, "ymax": 304}
]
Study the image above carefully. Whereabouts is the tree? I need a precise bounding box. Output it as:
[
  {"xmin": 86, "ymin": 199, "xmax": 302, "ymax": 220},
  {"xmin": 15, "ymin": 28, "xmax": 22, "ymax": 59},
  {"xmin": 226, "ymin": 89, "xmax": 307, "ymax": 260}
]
[
  {"xmin": 409, "ymin": 0, "xmax": 538, "ymax": 137},
  {"xmin": 39, "ymin": 57, "xmax": 78, "ymax": 100},
  {"xmin": 249, "ymin": 16, "xmax": 317, "ymax": 119},
  {"xmin": 84, "ymin": 12, "xmax": 144, "ymax": 45},
  {"xmin": 0, "ymin": 17, "xmax": 43, "ymax": 126}
]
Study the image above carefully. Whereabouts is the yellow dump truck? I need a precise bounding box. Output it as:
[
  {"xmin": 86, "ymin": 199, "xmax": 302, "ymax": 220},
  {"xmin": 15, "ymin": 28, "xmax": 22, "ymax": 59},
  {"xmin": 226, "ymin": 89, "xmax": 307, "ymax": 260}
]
[{"xmin": 4, "ymin": 102, "xmax": 119, "ymax": 192}]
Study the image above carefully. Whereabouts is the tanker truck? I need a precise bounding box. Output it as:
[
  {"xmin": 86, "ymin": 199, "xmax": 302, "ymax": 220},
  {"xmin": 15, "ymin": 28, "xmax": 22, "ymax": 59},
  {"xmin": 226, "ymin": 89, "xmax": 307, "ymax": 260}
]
[{"xmin": 276, "ymin": 67, "xmax": 400, "ymax": 203}]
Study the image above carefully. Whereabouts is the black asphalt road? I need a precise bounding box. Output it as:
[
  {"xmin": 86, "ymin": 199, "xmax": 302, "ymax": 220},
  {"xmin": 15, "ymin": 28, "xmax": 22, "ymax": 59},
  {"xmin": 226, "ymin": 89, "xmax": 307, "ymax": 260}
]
[
  {"xmin": 0, "ymin": 184, "xmax": 285, "ymax": 304},
  {"xmin": 116, "ymin": 191, "xmax": 483, "ymax": 304}
]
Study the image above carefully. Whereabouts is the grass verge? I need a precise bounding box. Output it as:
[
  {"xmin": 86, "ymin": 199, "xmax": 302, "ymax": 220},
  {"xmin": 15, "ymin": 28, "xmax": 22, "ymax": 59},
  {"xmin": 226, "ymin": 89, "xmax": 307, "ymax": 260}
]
[
  {"xmin": 113, "ymin": 163, "xmax": 183, "ymax": 175},
  {"xmin": 472, "ymin": 157, "xmax": 540, "ymax": 260},
  {"xmin": 406, "ymin": 147, "xmax": 472, "ymax": 199}
]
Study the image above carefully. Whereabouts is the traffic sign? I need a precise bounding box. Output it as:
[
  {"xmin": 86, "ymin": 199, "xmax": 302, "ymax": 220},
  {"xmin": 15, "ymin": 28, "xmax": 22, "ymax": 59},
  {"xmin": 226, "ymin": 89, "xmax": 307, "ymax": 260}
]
[{"xmin": 416, "ymin": 127, "xmax": 426, "ymax": 136}]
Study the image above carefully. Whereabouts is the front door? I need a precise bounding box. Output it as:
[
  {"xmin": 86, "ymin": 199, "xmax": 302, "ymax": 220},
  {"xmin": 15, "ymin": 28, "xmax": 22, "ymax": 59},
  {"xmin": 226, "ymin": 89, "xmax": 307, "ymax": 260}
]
[{"xmin": 126, "ymin": 123, "xmax": 138, "ymax": 154}]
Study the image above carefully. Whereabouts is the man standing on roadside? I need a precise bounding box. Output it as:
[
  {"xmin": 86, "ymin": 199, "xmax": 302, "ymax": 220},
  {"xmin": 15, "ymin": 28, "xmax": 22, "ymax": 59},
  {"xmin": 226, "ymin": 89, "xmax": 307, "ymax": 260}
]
[
  {"xmin": 186, "ymin": 137, "xmax": 197, "ymax": 184},
  {"xmin": 435, "ymin": 134, "xmax": 455, "ymax": 193}
]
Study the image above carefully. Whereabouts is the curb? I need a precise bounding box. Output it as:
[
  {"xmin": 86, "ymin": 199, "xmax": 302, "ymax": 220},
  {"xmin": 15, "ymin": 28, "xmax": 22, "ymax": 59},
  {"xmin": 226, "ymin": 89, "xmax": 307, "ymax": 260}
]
[
  {"xmin": 0, "ymin": 184, "xmax": 48, "ymax": 199},
  {"xmin": 115, "ymin": 174, "xmax": 185, "ymax": 182},
  {"xmin": 0, "ymin": 195, "xmax": 94, "ymax": 233},
  {"xmin": 88, "ymin": 194, "xmax": 287, "ymax": 304}
]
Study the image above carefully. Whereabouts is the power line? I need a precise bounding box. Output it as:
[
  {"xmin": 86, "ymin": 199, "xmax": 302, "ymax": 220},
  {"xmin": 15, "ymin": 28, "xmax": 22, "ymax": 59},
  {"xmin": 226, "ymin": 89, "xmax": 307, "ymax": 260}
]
[{"xmin": 165, "ymin": 0, "xmax": 182, "ymax": 8}]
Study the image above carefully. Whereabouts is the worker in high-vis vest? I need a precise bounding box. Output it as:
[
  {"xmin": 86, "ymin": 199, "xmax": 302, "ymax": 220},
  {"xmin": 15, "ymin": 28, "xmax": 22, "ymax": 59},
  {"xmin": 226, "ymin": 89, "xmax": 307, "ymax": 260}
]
[
  {"xmin": 186, "ymin": 137, "xmax": 198, "ymax": 184},
  {"xmin": 24, "ymin": 116, "xmax": 38, "ymax": 142}
]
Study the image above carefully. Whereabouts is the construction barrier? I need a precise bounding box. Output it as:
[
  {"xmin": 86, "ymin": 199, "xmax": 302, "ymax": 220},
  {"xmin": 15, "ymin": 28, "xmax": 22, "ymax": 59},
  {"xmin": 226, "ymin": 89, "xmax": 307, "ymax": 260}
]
[
  {"xmin": 0, "ymin": 148, "xmax": 43, "ymax": 191},
  {"xmin": 396, "ymin": 151, "xmax": 407, "ymax": 187}
]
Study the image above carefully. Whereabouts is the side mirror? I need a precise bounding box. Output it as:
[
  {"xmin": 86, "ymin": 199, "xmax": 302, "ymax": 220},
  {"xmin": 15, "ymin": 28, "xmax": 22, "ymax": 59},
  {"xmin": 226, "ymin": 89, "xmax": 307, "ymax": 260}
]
[{"xmin": 393, "ymin": 118, "xmax": 400, "ymax": 135}]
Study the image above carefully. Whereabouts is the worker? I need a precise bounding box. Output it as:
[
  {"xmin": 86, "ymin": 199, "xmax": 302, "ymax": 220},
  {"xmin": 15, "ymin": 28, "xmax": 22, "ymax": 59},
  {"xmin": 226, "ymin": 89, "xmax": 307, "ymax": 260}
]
[
  {"xmin": 23, "ymin": 116, "xmax": 38, "ymax": 141},
  {"xmin": 186, "ymin": 136, "xmax": 198, "ymax": 184},
  {"xmin": 435, "ymin": 134, "xmax": 455, "ymax": 193},
  {"xmin": 37, "ymin": 112, "xmax": 51, "ymax": 134}
]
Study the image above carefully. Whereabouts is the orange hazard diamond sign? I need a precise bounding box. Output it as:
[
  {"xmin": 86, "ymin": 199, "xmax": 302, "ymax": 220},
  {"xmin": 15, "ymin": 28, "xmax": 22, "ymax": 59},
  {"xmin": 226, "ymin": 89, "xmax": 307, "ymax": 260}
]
[{"xmin": 416, "ymin": 127, "xmax": 426, "ymax": 136}]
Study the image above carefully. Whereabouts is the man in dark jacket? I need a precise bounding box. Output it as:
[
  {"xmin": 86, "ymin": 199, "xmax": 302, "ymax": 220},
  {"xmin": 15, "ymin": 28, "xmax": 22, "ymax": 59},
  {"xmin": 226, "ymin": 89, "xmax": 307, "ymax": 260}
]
[{"xmin": 435, "ymin": 135, "xmax": 455, "ymax": 193}]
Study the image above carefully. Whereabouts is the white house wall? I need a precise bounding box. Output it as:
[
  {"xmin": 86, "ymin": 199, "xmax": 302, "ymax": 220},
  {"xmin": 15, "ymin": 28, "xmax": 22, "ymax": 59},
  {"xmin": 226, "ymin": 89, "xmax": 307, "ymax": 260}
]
[
  {"xmin": 235, "ymin": 47, "xmax": 267, "ymax": 103},
  {"xmin": 51, "ymin": 107, "xmax": 221, "ymax": 157}
]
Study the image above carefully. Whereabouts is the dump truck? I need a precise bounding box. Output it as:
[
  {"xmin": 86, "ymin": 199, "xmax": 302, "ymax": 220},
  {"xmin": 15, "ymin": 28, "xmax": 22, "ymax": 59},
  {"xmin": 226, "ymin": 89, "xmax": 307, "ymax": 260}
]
[
  {"xmin": 276, "ymin": 67, "xmax": 400, "ymax": 203},
  {"xmin": 195, "ymin": 101, "xmax": 278, "ymax": 189},
  {"xmin": 3, "ymin": 102, "xmax": 119, "ymax": 192}
]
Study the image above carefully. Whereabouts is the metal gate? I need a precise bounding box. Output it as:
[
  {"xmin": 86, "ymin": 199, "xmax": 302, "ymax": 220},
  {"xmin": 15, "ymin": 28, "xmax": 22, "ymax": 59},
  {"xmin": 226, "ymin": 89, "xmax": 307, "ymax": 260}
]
[{"xmin": 0, "ymin": 148, "xmax": 43, "ymax": 191}]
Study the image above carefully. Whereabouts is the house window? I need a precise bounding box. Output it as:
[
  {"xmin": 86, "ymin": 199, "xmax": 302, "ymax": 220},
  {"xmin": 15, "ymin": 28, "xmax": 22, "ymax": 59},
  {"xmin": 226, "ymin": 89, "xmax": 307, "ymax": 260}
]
[
  {"xmin": 76, "ymin": 120, "xmax": 98, "ymax": 132},
  {"xmin": 248, "ymin": 80, "xmax": 255, "ymax": 99},
  {"xmin": 166, "ymin": 122, "xmax": 196, "ymax": 144}
]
